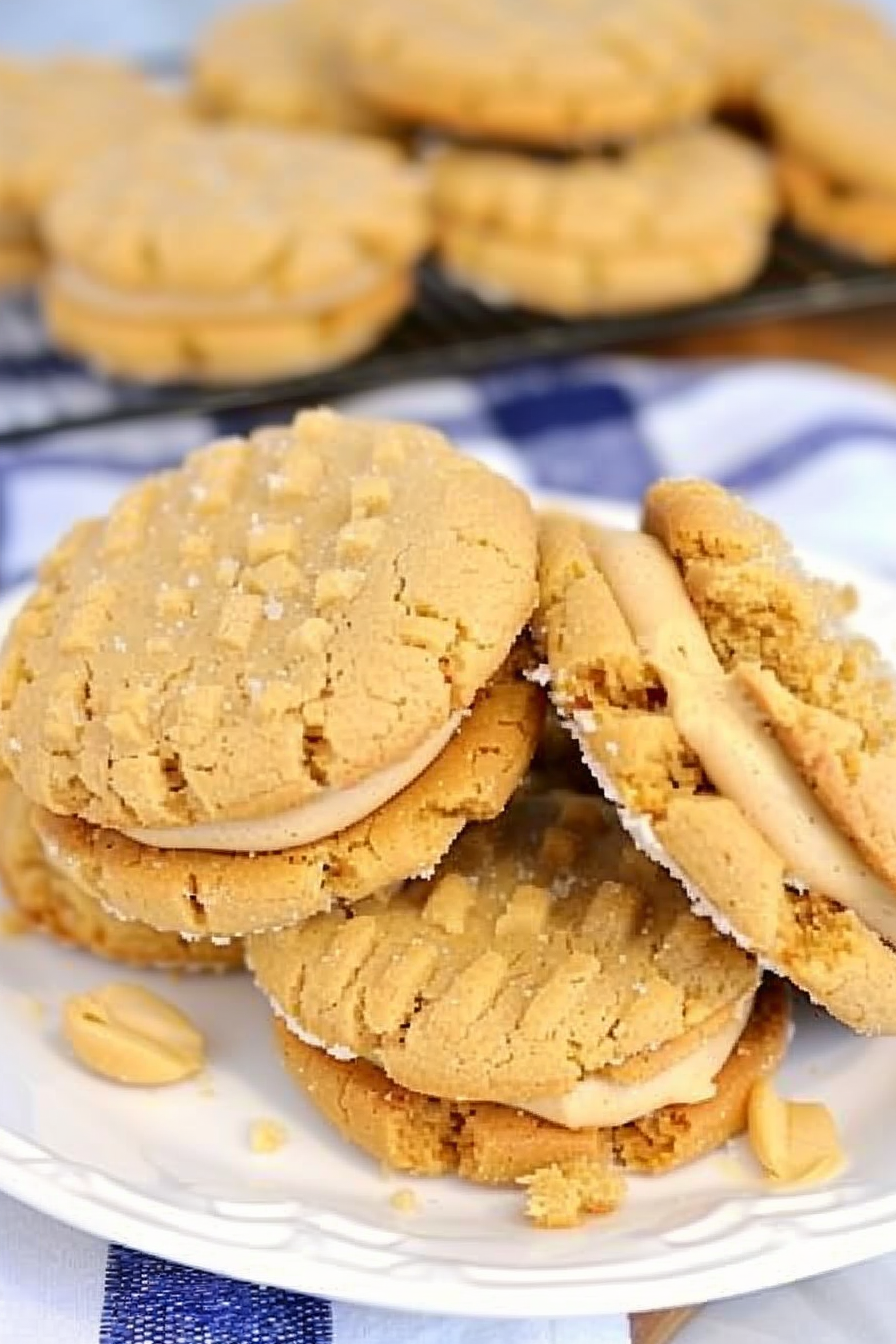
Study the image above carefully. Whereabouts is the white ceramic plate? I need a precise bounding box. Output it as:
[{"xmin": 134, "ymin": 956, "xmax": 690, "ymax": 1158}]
[{"xmin": 3, "ymin": 493, "xmax": 896, "ymax": 1319}]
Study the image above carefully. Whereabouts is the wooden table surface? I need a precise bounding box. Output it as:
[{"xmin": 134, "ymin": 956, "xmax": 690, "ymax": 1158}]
[{"xmin": 643, "ymin": 307, "xmax": 896, "ymax": 385}]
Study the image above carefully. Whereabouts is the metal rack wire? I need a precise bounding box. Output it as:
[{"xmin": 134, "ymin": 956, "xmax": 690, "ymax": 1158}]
[{"xmin": 2, "ymin": 230, "xmax": 894, "ymax": 445}]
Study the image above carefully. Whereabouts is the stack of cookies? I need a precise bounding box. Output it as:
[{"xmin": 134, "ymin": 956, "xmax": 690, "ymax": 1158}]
[
  {"xmin": 0, "ymin": 0, "xmax": 892, "ymax": 383},
  {"xmin": 6, "ymin": 405, "xmax": 880, "ymax": 1228},
  {"xmin": 0, "ymin": 407, "xmax": 540, "ymax": 955},
  {"xmin": 40, "ymin": 127, "xmax": 429, "ymax": 384},
  {"xmin": 327, "ymin": 0, "xmax": 778, "ymax": 316}
]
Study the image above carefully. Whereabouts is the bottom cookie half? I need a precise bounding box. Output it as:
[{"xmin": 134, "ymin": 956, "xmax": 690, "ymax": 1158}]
[
  {"xmin": 779, "ymin": 154, "xmax": 896, "ymax": 263},
  {"xmin": 0, "ymin": 782, "xmax": 242, "ymax": 971},
  {"xmin": 276, "ymin": 978, "xmax": 789, "ymax": 1228},
  {"xmin": 43, "ymin": 270, "xmax": 412, "ymax": 384}
]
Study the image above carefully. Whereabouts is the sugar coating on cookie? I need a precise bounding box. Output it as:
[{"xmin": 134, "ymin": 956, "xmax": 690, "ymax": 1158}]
[
  {"xmin": 193, "ymin": 0, "xmax": 385, "ymax": 134},
  {"xmin": 275, "ymin": 978, "xmax": 789, "ymax": 1226},
  {"xmin": 332, "ymin": 0, "xmax": 721, "ymax": 146},
  {"xmin": 0, "ymin": 411, "xmax": 537, "ymax": 831},
  {"xmin": 0, "ymin": 779, "xmax": 241, "ymax": 970},
  {"xmin": 433, "ymin": 128, "xmax": 776, "ymax": 316},
  {"xmin": 536, "ymin": 494, "xmax": 896, "ymax": 1033},
  {"xmin": 248, "ymin": 789, "xmax": 758, "ymax": 1104}
]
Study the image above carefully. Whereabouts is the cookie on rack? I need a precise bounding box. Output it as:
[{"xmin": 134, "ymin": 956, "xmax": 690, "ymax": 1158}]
[
  {"xmin": 42, "ymin": 126, "xmax": 429, "ymax": 383},
  {"xmin": 700, "ymin": 0, "xmax": 887, "ymax": 108},
  {"xmin": 761, "ymin": 42, "xmax": 896, "ymax": 261},
  {"xmin": 330, "ymin": 0, "xmax": 721, "ymax": 148},
  {"xmin": 4, "ymin": 409, "xmax": 541, "ymax": 937},
  {"xmin": 248, "ymin": 789, "xmax": 787, "ymax": 1228},
  {"xmin": 432, "ymin": 128, "xmax": 776, "ymax": 316},
  {"xmin": 0, "ymin": 778, "xmax": 241, "ymax": 970},
  {"xmin": 0, "ymin": 56, "xmax": 180, "ymax": 289},
  {"xmin": 193, "ymin": 0, "xmax": 386, "ymax": 136},
  {"xmin": 535, "ymin": 484, "xmax": 896, "ymax": 1034}
]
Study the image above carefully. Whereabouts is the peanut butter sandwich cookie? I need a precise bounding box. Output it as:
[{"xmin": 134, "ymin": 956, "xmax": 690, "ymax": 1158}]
[
  {"xmin": 3, "ymin": 410, "xmax": 541, "ymax": 938},
  {"xmin": 761, "ymin": 42, "xmax": 896, "ymax": 261},
  {"xmin": 700, "ymin": 0, "xmax": 886, "ymax": 109},
  {"xmin": 0, "ymin": 779, "xmax": 240, "ymax": 970},
  {"xmin": 432, "ymin": 128, "xmax": 776, "ymax": 317},
  {"xmin": 42, "ymin": 126, "xmax": 428, "ymax": 384},
  {"xmin": 0, "ymin": 56, "xmax": 181, "ymax": 289},
  {"xmin": 193, "ymin": 0, "xmax": 385, "ymax": 136},
  {"xmin": 536, "ymin": 483, "xmax": 896, "ymax": 1033},
  {"xmin": 248, "ymin": 789, "xmax": 787, "ymax": 1228},
  {"xmin": 331, "ymin": 0, "xmax": 721, "ymax": 148}
]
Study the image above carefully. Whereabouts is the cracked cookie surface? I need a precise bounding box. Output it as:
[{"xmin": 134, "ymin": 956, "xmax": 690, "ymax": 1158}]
[
  {"xmin": 33, "ymin": 655, "xmax": 544, "ymax": 936},
  {"xmin": 1, "ymin": 409, "xmax": 537, "ymax": 829},
  {"xmin": 44, "ymin": 126, "xmax": 427, "ymax": 297},
  {"xmin": 276, "ymin": 978, "xmax": 788, "ymax": 1226},
  {"xmin": 432, "ymin": 128, "xmax": 776, "ymax": 316},
  {"xmin": 249, "ymin": 788, "xmax": 758, "ymax": 1102},
  {"xmin": 0, "ymin": 779, "xmax": 241, "ymax": 969}
]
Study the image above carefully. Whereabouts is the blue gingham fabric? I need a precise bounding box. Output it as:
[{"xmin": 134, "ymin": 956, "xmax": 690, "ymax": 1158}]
[{"xmin": 4, "ymin": 349, "xmax": 896, "ymax": 1344}]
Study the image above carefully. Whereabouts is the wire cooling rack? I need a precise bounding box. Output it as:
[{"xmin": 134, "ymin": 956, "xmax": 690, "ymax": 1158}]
[{"xmin": 2, "ymin": 231, "xmax": 895, "ymax": 444}]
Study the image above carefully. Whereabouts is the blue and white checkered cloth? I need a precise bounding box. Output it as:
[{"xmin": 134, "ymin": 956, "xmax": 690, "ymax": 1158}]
[{"xmin": 4, "ymin": 348, "xmax": 896, "ymax": 1344}]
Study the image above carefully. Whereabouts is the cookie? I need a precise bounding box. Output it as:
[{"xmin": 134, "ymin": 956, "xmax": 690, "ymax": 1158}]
[
  {"xmin": 34, "ymin": 654, "xmax": 543, "ymax": 936},
  {"xmin": 248, "ymin": 788, "xmax": 759, "ymax": 1107},
  {"xmin": 0, "ymin": 57, "xmax": 181, "ymax": 288},
  {"xmin": 535, "ymin": 492, "xmax": 896, "ymax": 1033},
  {"xmin": 777, "ymin": 152, "xmax": 896, "ymax": 263},
  {"xmin": 330, "ymin": 0, "xmax": 721, "ymax": 147},
  {"xmin": 0, "ymin": 779, "xmax": 240, "ymax": 970},
  {"xmin": 432, "ymin": 129, "xmax": 776, "ymax": 317},
  {"xmin": 193, "ymin": 0, "xmax": 385, "ymax": 135},
  {"xmin": 41, "ymin": 126, "xmax": 428, "ymax": 383},
  {"xmin": 701, "ymin": 0, "xmax": 887, "ymax": 108},
  {"xmin": 275, "ymin": 970, "xmax": 787, "ymax": 1228},
  {"xmin": 4, "ymin": 408, "xmax": 539, "ymax": 934},
  {"xmin": 761, "ymin": 42, "xmax": 896, "ymax": 198}
]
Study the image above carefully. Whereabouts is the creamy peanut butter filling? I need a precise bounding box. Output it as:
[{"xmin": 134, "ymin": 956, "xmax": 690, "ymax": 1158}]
[
  {"xmin": 51, "ymin": 260, "xmax": 390, "ymax": 321},
  {"xmin": 123, "ymin": 712, "xmax": 463, "ymax": 853},
  {"xmin": 514, "ymin": 992, "xmax": 754, "ymax": 1129},
  {"xmin": 590, "ymin": 527, "xmax": 896, "ymax": 944}
]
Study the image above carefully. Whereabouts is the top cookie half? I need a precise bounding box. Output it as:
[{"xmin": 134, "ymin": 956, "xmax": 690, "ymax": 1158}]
[
  {"xmin": 0, "ymin": 410, "xmax": 537, "ymax": 830},
  {"xmin": 331, "ymin": 0, "xmax": 722, "ymax": 147}
]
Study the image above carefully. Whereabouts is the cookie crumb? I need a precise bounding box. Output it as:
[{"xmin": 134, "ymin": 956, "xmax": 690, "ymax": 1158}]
[
  {"xmin": 389, "ymin": 1187, "xmax": 418, "ymax": 1215},
  {"xmin": 519, "ymin": 1160, "xmax": 625, "ymax": 1230},
  {"xmin": 249, "ymin": 1118, "xmax": 289, "ymax": 1154}
]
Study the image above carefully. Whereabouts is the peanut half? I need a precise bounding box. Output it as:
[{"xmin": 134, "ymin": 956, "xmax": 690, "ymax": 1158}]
[
  {"xmin": 748, "ymin": 1077, "xmax": 844, "ymax": 1186},
  {"xmin": 63, "ymin": 982, "xmax": 205, "ymax": 1086}
]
